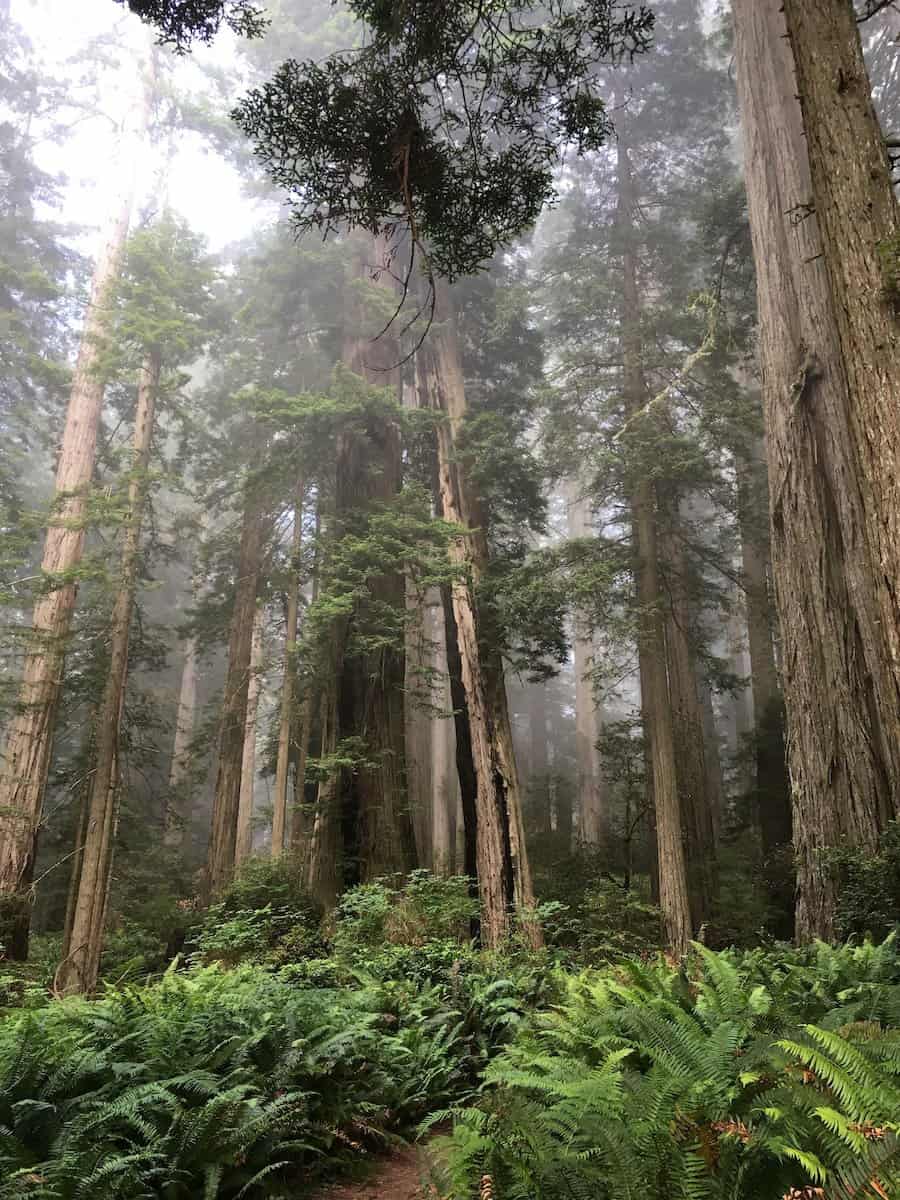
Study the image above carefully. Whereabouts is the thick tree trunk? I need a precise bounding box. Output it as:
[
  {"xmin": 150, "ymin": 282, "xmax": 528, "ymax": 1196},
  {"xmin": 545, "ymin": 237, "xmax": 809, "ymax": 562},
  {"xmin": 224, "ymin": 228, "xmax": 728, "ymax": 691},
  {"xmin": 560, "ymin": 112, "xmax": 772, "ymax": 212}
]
[
  {"xmin": 661, "ymin": 501, "xmax": 717, "ymax": 929},
  {"xmin": 783, "ymin": 1, "xmax": 900, "ymax": 700},
  {"xmin": 733, "ymin": 0, "xmax": 900, "ymax": 941},
  {"xmin": 57, "ymin": 350, "xmax": 160, "ymax": 995},
  {"xmin": 272, "ymin": 489, "xmax": 304, "ymax": 858},
  {"xmin": 0, "ymin": 68, "xmax": 151, "ymax": 958},
  {"xmin": 735, "ymin": 437, "xmax": 790, "ymax": 852},
  {"xmin": 205, "ymin": 481, "xmax": 265, "ymax": 898},
  {"xmin": 417, "ymin": 280, "xmax": 539, "ymax": 949},
  {"xmin": 566, "ymin": 481, "xmax": 606, "ymax": 844},
  {"xmin": 235, "ymin": 607, "xmax": 264, "ymax": 866},
  {"xmin": 618, "ymin": 138, "xmax": 692, "ymax": 955},
  {"xmin": 335, "ymin": 235, "xmax": 416, "ymax": 884}
]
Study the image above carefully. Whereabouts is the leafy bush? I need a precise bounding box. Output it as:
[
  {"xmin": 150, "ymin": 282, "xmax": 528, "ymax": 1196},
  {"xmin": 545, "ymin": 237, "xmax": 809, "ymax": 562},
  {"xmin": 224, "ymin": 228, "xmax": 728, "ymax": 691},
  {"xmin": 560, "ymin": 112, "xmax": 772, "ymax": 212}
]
[
  {"xmin": 0, "ymin": 961, "xmax": 475, "ymax": 1198},
  {"xmin": 825, "ymin": 821, "xmax": 900, "ymax": 942},
  {"xmin": 441, "ymin": 938, "xmax": 900, "ymax": 1200},
  {"xmin": 189, "ymin": 856, "xmax": 324, "ymax": 967}
]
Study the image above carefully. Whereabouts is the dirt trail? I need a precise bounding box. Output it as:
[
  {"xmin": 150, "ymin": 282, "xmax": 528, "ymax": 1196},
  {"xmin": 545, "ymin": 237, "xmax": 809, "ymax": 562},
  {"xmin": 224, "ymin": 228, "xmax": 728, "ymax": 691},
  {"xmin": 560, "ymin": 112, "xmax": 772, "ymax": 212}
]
[{"xmin": 312, "ymin": 1143, "xmax": 442, "ymax": 1200}]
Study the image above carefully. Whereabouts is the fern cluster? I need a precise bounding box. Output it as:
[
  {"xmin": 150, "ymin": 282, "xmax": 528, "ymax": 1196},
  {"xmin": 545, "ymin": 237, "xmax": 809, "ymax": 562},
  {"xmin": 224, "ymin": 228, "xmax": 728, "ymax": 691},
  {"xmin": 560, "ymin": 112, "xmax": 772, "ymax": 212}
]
[
  {"xmin": 441, "ymin": 937, "xmax": 900, "ymax": 1200},
  {"xmin": 0, "ymin": 961, "xmax": 493, "ymax": 1198}
]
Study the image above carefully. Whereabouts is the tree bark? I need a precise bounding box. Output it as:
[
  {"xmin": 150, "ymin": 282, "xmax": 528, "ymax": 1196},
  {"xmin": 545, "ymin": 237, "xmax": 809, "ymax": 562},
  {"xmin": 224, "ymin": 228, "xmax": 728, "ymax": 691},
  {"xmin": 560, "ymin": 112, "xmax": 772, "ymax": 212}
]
[
  {"xmin": 416, "ymin": 280, "xmax": 539, "ymax": 949},
  {"xmin": 528, "ymin": 685, "xmax": 551, "ymax": 836},
  {"xmin": 429, "ymin": 592, "xmax": 459, "ymax": 875},
  {"xmin": 440, "ymin": 582, "xmax": 479, "ymax": 887},
  {"xmin": 783, "ymin": 1, "xmax": 900, "ymax": 703},
  {"xmin": 205, "ymin": 478, "xmax": 265, "ymax": 898},
  {"xmin": 733, "ymin": 0, "xmax": 900, "ymax": 941},
  {"xmin": 235, "ymin": 606, "xmax": 264, "ymax": 865},
  {"xmin": 0, "ymin": 64, "xmax": 152, "ymax": 958},
  {"xmin": 617, "ymin": 137, "xmax": 692, "ymax": 955},
  {"xmin": 566, "ymin": 481, "xmax": 606, "ymax": 844},
  {"xmin": 734, "ymin": 436, "xmax": 791, "ymax": 852},
  {"xmin": 165, "ymin": 542, "xmax": 202, "ymax": 850},
  {"xmin": 335, "ymin": 234, "xmax": 416, "ymax": 884},
  {"xmin": 661, "ymin": 501, "xmax": 717, "ymax": 929},
  {"xmin": 272, "ymin": 488, "xmax": 304, "ymax": 858},
  {"xmin": 290, "ymin": 498, "xmax": 320, "ymax": 856},
  {"xmin": 57, "ymin": 349, "xmax": 161, "ymax": 995}
]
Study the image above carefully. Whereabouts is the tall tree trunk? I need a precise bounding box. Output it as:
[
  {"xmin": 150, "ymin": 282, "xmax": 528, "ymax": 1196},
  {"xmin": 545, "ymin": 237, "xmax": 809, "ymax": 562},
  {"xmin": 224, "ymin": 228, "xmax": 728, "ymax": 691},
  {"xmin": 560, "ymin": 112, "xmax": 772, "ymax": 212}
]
[
  {"xmin": 416, "ymin": 280, "xmax": 539, "ymax": 949},
  {"xmin": 205, "ymin": 479, "xmax": 265, "ymax": 898},
  {"xmin": 165, "ymin": 539, "xmax": 203, "ymax": 850},
  {"xmin": 305, "ymin": 678, "xmax": 342, "ymax": 907},
  {"xmin": 335, "ymin": 235, "xmax": 416, "ymax": 883},
  {"xmin": 783, "ymin": 1, "xmax": 900, "ymax": 698},
  {"xmin": 733, "ymin": 0, "xmax": 900, "ymax": 940},
  {"xmin": 618, "ymin": 137, "xmax": 692, "ymax": 954},
  {"xmin": 272, "ymin": 488, "xmax": 304, "ymax": 858},
  {"xmin": 57, "ymin": 350, "xmax": 161, "ymax": 995},
  {"xmin": 566, "ymin": 481, "xmax": 606, "ymax": 844},
  {"xmin": 0, "ymin": 65, "xmax": 152, "ymax": 958},
  {"xmin": 291, "ymin": 498, "xmax": 320, "ymax": 856},
  {"xmin": 661, "ymin": 500, "xmax": 717, "ymax": 929},
  {"xmin": 440, "ymin": 582, "xmax": 479, "ymax": 887},
  {"xmin": 235, "ymin": 607, "xmax": 264, "ymax": 866},
  {"xmin": 528, "ymin": 685, "xmax": 551, "ymax": 836},
  {"xmin": 430, "ymin": 590, "xmax": 458, "ymax": 874},
  {"xmin": 697, "ymin": 671, "xmax": 725, "ymax": 848},
  {"xmin": 405, "ymin": 582, "xmax": 436, "ymax": 868},
  {"xmin": 734, "ymin": 436, "xmax": 790, "ymax": 853}
]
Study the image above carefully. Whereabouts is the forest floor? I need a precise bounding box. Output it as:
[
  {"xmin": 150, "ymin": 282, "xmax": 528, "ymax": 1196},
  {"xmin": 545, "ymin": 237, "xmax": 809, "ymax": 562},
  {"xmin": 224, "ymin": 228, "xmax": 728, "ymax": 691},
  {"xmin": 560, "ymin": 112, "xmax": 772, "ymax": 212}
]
[{"xmin": 311, "ymin": 1141, "xmax": 443, "ymax": 1200}]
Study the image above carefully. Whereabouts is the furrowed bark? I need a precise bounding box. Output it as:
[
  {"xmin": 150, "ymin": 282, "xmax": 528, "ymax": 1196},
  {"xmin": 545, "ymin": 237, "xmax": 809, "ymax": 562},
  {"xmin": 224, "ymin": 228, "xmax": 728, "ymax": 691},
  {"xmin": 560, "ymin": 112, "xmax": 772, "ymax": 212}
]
[
  {"xmin": 417, "ymin": 280, "xmax": 539, "ymax": 950},
  {"xmin": 733, "ymin": 0, "xmax": 900, "ymax": 940}
]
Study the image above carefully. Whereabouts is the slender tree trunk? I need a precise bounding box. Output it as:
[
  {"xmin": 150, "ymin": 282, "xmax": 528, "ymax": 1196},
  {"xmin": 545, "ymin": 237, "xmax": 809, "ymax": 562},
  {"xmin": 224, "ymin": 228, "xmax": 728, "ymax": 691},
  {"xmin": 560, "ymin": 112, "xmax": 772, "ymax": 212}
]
[
  {"xmin": 417, "ymin": 280, "xmax": 539, "ymax": 949},
  {"xmin": 305, "ymin": 679, "xmax": 342, "ymax": 907},
  {"xmin": 661, "ymin": 500, "xmax": 717, "ymax": 929},
  {"xmin": 566, "ymin": 481, "xmax": 605, "ymax": 844},
  {"xmin": 405, "ymin": 582, "xmax": 436, "ymax": 868},
  {"xmin": 782, "ymin": 1, "xmax": 900, "ymax": 699},
  {"xmin": 618, "ymin": 137, "xmax": 692, "ymax": 955},
  {"xmin": 440, "ymin": 582, "xmax": 479, "ymax": 886},
  {"xmin": 734, "ymin": 437, "xmax": 791, "ymax": 853},
  {"xmin": 272, "ymin": 488, "xmax": 304, "ymax": 858},
  {"xmin": 165, "ymin": 540, "xmax": 203, "ymax": 849},
  {"xmin": 57, "ymin": 350, "xmax": 160, "ymax": 995},
  {"xmin": 205, "ymin": 479, "xmax": 265, "ymax": 898},
  {"xmin": 697, "ymin": 671, "xmax": 725, "ymax": 847},
  {"xmin": 0, "ymin": 66, "xmax": 152, "ymax": 958},
  {"xmin": 291, "ymin": 499, "xmax": 320, "ymax": 855},
  {"xmin": 528, "ymin": 685, "xmax": 551, "ymax": 836},
  {"xmin": 733, "ymin": 0, "xmax": 900, "ymax": 940},
  {"xmin": 430, "ymin": 592, "xmax": 458, "ymax": 874},
  {"xmin": 235, "ymin": 606, "xmax": 264, "ymax": 866}
]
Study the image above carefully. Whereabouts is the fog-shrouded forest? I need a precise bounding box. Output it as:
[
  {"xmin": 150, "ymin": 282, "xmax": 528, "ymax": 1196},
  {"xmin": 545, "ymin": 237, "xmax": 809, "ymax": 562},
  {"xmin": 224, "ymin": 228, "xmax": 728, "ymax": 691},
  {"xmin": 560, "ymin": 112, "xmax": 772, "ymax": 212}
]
[{"xmin": 0, "ymin": 1, "xmax": 899, "ymax": 1197}]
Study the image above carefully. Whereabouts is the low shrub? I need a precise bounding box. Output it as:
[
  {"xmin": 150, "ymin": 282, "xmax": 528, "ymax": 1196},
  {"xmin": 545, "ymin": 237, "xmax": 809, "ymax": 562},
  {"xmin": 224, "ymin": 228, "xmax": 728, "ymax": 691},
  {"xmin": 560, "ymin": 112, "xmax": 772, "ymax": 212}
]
[{"xmin": 440, "ymin": 936, "xmax": 900, "ymax": 1200}]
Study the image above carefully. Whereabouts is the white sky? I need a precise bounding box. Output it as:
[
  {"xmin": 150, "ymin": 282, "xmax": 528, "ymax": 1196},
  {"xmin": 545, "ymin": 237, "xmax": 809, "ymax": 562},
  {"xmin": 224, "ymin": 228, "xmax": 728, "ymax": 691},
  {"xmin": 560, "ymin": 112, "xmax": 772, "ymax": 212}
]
[{"xmin": 11, "ymin": 0, "xmax": 271, "ymax": 259}]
